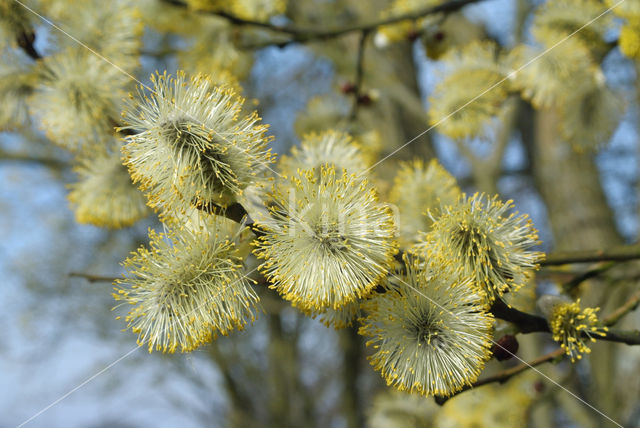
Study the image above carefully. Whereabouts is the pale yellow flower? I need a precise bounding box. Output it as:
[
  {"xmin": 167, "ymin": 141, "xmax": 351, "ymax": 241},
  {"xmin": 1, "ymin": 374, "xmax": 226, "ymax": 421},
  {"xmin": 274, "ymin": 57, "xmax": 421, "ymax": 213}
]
[
  {"xmin": 121, "ymin": 71, "xmax": 273, "ymax": 212},
  {"xmin": 428, "ymin": 41, "xmax": 510, "ymax": 140},
  {"xmin": 389, "ymin": 158, "xmax": 460, "ymax": 246},
  {"xmin": 68, "ymin": 140, "xmax": 149, "ymax": 228},
  {"xmin": 360, "ymin": 257, "xmax": 493, "ymax": 397},
  {"xmin": 508, "ymin": 39, "xmax": 594, "ymax": 109},
  {"xmin": 254, "ymin": 165, "xmax": 397, "ymax": 311},
  {"xmin": 279, "ymin": 130, "xmax": 368, "ymax": 176},
  {"xmin": 540, "ymin": 296, "xmax": 608, "ymax": 362},
  {"xmin": 413, "ymin": 193, "xmax": 543, "ymax": 305},
  {"xmin": 531, "ymin": 0, "xmax": 611, "ymax": 53},
  {"xmin": 30, "ymin": 48, "xmax": 127, "ymax": 150},
  {"xmin": 115, "ymin": 221, "xmax": 259, "ymax": 353}
]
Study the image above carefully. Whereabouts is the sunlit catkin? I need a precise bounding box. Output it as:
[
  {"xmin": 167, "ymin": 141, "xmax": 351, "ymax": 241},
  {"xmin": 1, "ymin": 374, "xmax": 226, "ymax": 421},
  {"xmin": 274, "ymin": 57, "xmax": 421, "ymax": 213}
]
[
  {"xmin": 508, "ymin": 39, "xmax": 594, "ymax": 109},
  {"xmin": 531, "ymin": 0, "xmax": 611, "ymax": 53},
  {"xmin": 230, "ymin": 0, "xmax": 287, "ymax": 20},
  {"xmin": 413, "ymin": 193, "xmax": 543, "ymax": 305},
  {"xmin": 0, "ymin": 55, "xmax": 35, "ymax": 130},
  {"xmin": 114, "ymin": 222, "xmax": 259, "ymax": 353},
  {"xmin": 121, "ymin": 71, "xmax": 273, "ymax": 211},
  {"xmin": 279, "ymin": 130, "xmax": 368, "ymax": 176},
  {"xmin": 389, "ymin": 159, "xmax": 460, "ymax": 246},
  {"xmin": 254, "ymin": 165, "xmax": 397, "ymax": 312},
  {"xmin": 540, "ymin": 296, "xmax": 608, "ymax": 362},
  {"xmin": 30, "ymin": 48, "xmax": 127, "ymax": 150},
  {"xmin": 48, "ymin": 0, "xmax": 143, "ymax": 72},
  {"xmin": 428, "ymin": 41, "xmax": 510, "ymax": 140},
  {"xmin": 360, "ymin": 257, "xmax": 493, "ymax": 397},
  {"xmin": 68, "ymin": 141, "xmax": 150, "ymax": 228}
]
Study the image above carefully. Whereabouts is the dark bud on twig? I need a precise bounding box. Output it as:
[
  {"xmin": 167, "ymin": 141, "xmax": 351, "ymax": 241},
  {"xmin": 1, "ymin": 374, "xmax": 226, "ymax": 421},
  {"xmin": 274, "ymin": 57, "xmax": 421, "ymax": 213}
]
[
  {"xmin": 533, "ymin": 380, "xmax": 545, "ymax": 394},
  {"xmin": 340, "ymin": 81, "xmax": 356, "ymax": 94},
  {"xmin": 433, "ymin": 31, "xmax": 446, "ymax": 42},
  {"xmin": 357, "ymin": 93, "xmax": 373, "ymax": 106},
  {"xmin": 492, "ymin": 334, "xmax": 519, "ymax": 361},
  {"xmin": 407, "ymin": 29, "xmax": 420, "ymax": 41},
  {"xmin": 17, "ymin": 30, "xmax": 40, "ymax": 60}
]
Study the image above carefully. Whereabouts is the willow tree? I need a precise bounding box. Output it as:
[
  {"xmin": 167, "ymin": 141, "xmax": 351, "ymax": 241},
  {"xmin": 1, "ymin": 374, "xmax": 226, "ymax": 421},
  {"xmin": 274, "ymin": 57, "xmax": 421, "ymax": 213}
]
[{"xmin": 3, "ymin": 0, "xmax": 640, "ymax": 426}]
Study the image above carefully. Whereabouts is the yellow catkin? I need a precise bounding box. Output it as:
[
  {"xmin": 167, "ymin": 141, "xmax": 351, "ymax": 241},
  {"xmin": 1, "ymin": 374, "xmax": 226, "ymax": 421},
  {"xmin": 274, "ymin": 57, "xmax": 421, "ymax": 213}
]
[
  {"xmin": 360, "ymin": 256, "xmax": 494, "ymax": 397},
  {"xmin": 114, "ymin": 219, "xmax": 259, "ymax": 353},
  {"xmin": 550, "ymin": 299, "xmax": 608, "ymax": 362},
  {"xmin": 254, "ymin": 165, "xmax": 398, "ymax": 312}
]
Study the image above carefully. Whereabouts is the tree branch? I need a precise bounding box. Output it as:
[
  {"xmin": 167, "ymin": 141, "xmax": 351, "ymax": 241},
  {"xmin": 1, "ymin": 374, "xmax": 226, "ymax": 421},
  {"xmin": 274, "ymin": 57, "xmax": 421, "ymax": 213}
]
[
  {"xmin": 490, "ymin": 298, "xmax": 550, "ymax": 333},
  {"xmin": 163, "ymin": 0, "xmax": 487, "ymax": 44},
  {"xmin": 436, "ymin": 289, "xmax": 640, "ymax": 404},
  {"xmin": 349, "ymin": 29, "xmax": 371, "ymax": 120},
  {"xmin": 603, "ymin": 290, "xmax": 640, "ymax": 327},
  {"xmin": 16, "ymin": 30, "xmax": 42, "ymax": 60},
  {"xmin": 600, "ymin": 329, "xmax": 640, "ymax": 346},
  {"xmin": 434, "ymin": 348, "xmax": 566, "ymax": 405},
  {"xmin": 541, "ymin": 246, "xmax": 640, "ymax": 266},
  {"xmin": 0, "ymin": 150, "xmax": 69, "ymax": 169},
  {"xmin": 561, "ymin": 262, "xmax": 616, "ymax": 293},
  {"xmin": 74, "ymin": 197, "xmax": 640, "ymax": 343},
  {"xmin": 69, "ymin": 272, "xmax": 118, "ymax": 283},
  {"xmin": 71, "ymin": 267, "xmax": 640, "ymax": 345}
]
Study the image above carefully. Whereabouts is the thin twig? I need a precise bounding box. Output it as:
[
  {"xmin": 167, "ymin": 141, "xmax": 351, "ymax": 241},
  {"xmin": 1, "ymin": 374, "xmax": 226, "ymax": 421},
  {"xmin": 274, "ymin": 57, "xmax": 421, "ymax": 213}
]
[
  {"xmin": 488, "ymin": 96, "xmax": 519, "ymax": 168},
  {"xmin": 434, "ymin": 348, "xmax": 566, "ymax": 405},
  {"xmin": 561, "ymin": 262, "xmax": 617, "ymax": 293},
  {"xmin": 349, "ymin": 29, "xmax": 371, "ymax": 120},
  {"xmin": 541, "ymin": 246, "xmax": 640, "ymax": 266},
  {"xmin": 0, "ymin": 150, "xmax": 69, "ymax": 169},
  {"xmin": 17, "ymin": 30, "xmax": 41, "ymax": 60},
  {"xmin": 163, "ymin": 0, "xmax": 486, "ymax": 45},
  {"xmin": 69, "ymin": 272, "xmax": 118, "ymax": 283},
  {"xmin": 603, "ymin": 290, "xmax": 640, "ymax": 327},
  {"xmin": 69, "ymin": 266, "xmax": 640, "ymax": 345}
]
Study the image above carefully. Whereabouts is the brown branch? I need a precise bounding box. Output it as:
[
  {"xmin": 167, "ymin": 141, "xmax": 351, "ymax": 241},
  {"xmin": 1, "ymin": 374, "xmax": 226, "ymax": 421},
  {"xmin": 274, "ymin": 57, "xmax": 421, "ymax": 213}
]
[
  {"xmin": 163, "ymin": 0, "xmax": 487, "ymax": 45},
  {"xmin": 0, "ymin": 150, "xmax": 69, "ymax": 169},
  {"xmin": 340, "ymin": 326, "xmax": 365, "ymax": 428},
  {"xmin": 603, "ymin": 290, "xmax": 640, "ymax": 327},
  {"xmin": 349, "ymin": 29, "xmax": 371, "ymax": 120},
  {"xmin": 490, "ymin": 298, "xmax": 550, "ymax": 333},
  {"xmin": 541, "ymin": 246, "xmax": 640, "ymax": 266},
  {"xmin": 69, "ymin": 272, "xmax": 118, "ymax": 283},
  {"xmin": 434, "ymin": 348, "xmax": 566, "ymax": 405},
  {"xmin": 436, "ymin": 286, "xmax": 640, "ymax": 403},
  {"xmin": 437, "ymin": 297, "xmax": 640, "ymax": 404},
  {"xmin": 17, "ymin": 30, "xmax": 42, "ymax": 60},
  {"xmin": 72, "ymin": 265, "xmax": 640, "ymax": 345},
  {"xmin": 561, "ymin": 261, "xmax": 616, "ymax": 293},
  {"xmin": 600, "ymin": 329, "xmax": 640, "ymax": 345}
]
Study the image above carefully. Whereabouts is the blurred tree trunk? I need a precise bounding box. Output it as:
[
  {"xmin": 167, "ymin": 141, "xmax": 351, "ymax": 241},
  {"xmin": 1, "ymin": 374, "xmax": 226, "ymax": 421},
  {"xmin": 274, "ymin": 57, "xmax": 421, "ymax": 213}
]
[
  {"xmin": 366, "ymin": 41, "xmax": 435, "ymax": 161},
  {"xmin": 266, "ymin": 312, "xmax": 313, "ymax": 428},
  {"xmin": 340, "ymin": 326, "xmax": 365, "ymax": 428},
  {"xmin": 533, "ymin": 109, "xmax": 621, "ymax": 250},
  {"xmin": 531, "ymin": 108, "xmax": 628, "ymax": 423}
]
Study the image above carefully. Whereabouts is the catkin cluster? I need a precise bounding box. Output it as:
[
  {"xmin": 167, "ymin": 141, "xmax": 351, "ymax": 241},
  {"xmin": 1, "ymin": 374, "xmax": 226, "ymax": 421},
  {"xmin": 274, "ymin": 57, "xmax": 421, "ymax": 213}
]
[{"xmin": 1, "ymin": 0, "xmax": 617, "ymax": 401}]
